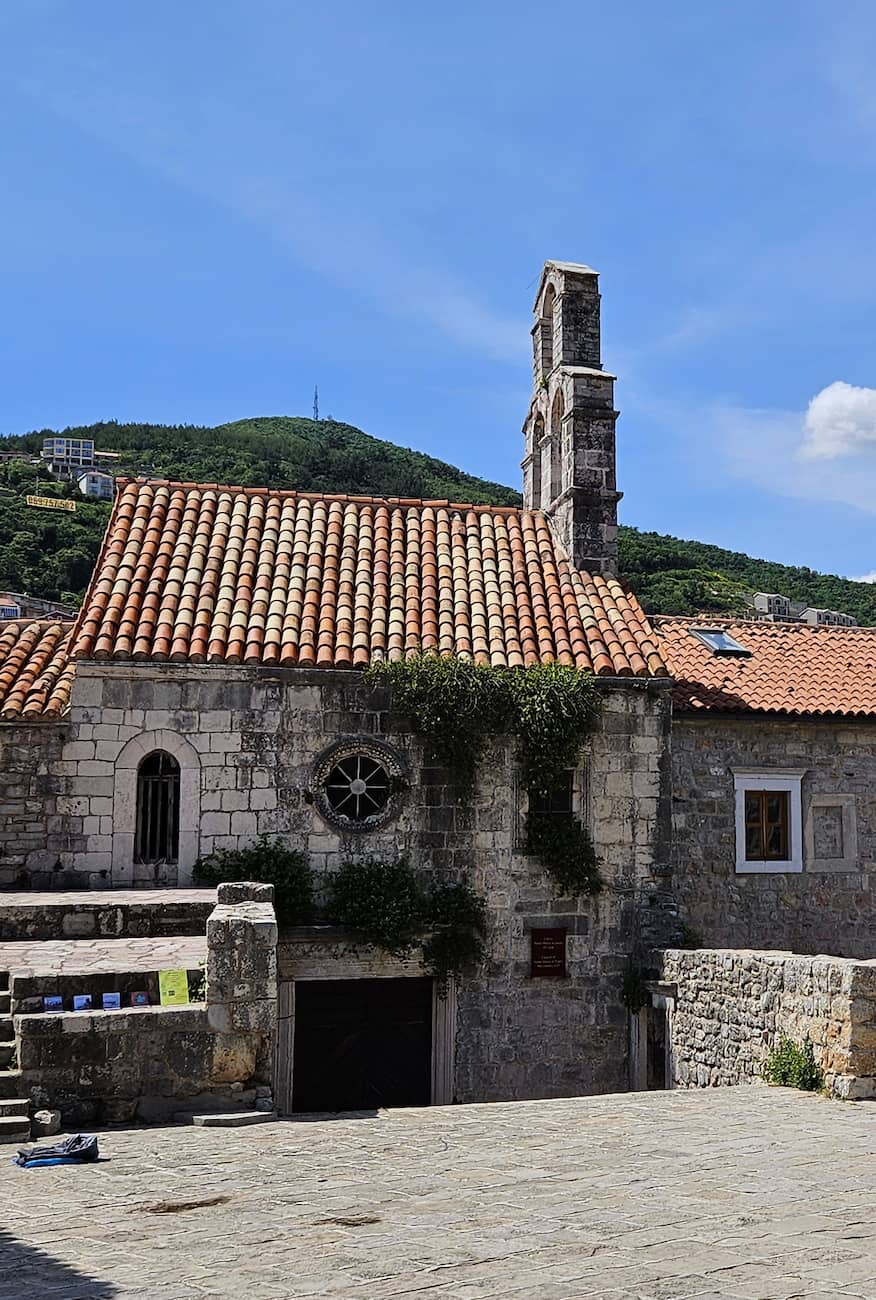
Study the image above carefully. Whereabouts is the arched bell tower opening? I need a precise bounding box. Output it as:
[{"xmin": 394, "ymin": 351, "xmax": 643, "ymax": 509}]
[
  {"xmin": 528, "ymin": 411, "xmax": 545, "ymax": 509},
  {"xmin": 521, "ymin": 261, "xmax": 622, "ymax": 577},
  {"xmin": 549, "ymin": 389, "xmax": 564, "ymax": 501}
]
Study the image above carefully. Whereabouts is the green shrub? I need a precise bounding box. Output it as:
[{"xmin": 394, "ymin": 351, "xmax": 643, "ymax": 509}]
[
  {"xmin": 506, "ymin": 661, "xmax": 602, "ymax": 795},
  {"xmin": 192, "ymin": 836, "xmax": 313, "ymax": 925},
  {"xmin": 763, "ymin": 1035, "xmax": 823, "ymax": 1091},
  {"xmin": 328, "ymin": 859, "xmax": 426, "ymax": 957},
  {"xmin": 327, "ymin": 860, "xmax": 488, "ymax": 995}
]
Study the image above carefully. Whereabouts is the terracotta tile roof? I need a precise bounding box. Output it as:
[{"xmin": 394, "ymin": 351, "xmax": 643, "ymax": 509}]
[
  {"xmin": 0, "ymin": 621, "xmax": 75, "ymax": 719},
  {"xmin": 70, "ymin": 479, "xmax": 668, "ymax": 676},
  {"xmin": 655, "ymin": 616, "xmax": 876, "ymax": 717}
]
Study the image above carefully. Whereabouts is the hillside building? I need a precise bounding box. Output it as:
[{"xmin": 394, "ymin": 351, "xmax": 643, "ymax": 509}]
[
  {"xmin": 752, "ymin": 592, "xmax": 792, "ymax": 619},
  {"xmin": 800, "ymin": 607, "xmax": 858, "ymax": 627},
  {"xmin": 76, "ymin": 469, "xmax": 115, "ymax": 500}
]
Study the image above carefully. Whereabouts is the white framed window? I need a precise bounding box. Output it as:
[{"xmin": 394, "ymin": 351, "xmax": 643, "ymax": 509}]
[{"xmin": 732, "ymin": 769, "xmax": 804, "ymax": 874}]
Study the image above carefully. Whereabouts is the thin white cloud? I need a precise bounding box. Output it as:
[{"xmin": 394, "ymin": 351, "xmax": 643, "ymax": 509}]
[
  {"xmin": 17, "ymin": 73, "xmax": 525, "ymax": 364},
  {"xmin": 853, "ymin": 571, "xmax": 876, "ymax": 583},
  {"xmin": 798, "ymin": 380, "xmax": 876, "ymax": 461}
]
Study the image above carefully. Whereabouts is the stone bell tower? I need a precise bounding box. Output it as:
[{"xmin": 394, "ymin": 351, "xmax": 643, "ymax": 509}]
[{"xmin": 521, "ymin": 261, "xmax": 621, "ymax": 577}]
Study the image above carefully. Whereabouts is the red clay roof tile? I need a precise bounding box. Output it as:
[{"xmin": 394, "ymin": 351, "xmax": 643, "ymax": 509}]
[
  {"xmin": 0, "ymin": 621, "xmax": 75, "ymax": 719},
  {"xmin": 656, "ymin": 616, "xmax": 876, "ymax": 717},
  {"xmin": 70, "ymin": 479, "xmax": 668, "ymax": 677}
]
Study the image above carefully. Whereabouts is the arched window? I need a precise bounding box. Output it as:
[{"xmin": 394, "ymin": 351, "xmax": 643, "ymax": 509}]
[
  {"xmin": 550, "ymin": 390, "xmax": 565, "ymax": 500},
  {"xmin": 135, "ymin": 751, "xmax": 180, "ymax": 865}
]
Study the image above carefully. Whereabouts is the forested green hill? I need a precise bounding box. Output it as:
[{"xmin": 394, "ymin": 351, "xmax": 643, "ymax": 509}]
[
  {"xmin": 617, "ymin": 530, "xmax": 876, "ymax": 623},
  {"xmin": 1, "ymin": 415, "xmax": 874, "ymax": 624}
]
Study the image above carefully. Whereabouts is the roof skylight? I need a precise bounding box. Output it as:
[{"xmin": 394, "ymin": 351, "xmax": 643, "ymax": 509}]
[{"xmin": 690, "ymin": 628, "xmax": 752, "ymax": 657}]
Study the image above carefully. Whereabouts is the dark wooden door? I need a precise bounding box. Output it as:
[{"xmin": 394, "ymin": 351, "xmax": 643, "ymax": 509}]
[{"xmin": 292, "ymin": 977, "xmax": 433, "ymax": 1113}]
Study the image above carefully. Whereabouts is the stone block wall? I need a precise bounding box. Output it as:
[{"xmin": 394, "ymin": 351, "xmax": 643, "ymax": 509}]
[
  {"xmin": 0, "ymin": 722, "xmax": 69, "ymax": 887},
  {"xmin": 660, "ymin": 947, "xmax": 876, "ymax": 1099},
  {"xmin": 672, "ymin": 716, "xmax": 876, "ymax": 958},
  {"xmin": 4, "ymin": 660, "xmax": 672, "ymax": 1102}
]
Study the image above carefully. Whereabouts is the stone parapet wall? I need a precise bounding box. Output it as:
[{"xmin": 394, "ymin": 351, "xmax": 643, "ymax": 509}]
[
  {"xmin": 672, "ymin": 716, "xmax": 876, "ymax": 958},
  {"xmin": 660, "ymin": 947, "xmax": 876, "ymax": 1099},
  {"xmin": 207, "ymin": 881, "xmax": 278, "ymax": 1040},
  {"xmin": 0, "ymin": 889, "xmax": 215, "ymax": 942}
]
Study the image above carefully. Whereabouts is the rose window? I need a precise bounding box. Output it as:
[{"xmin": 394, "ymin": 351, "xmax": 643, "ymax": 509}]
[
  {"xmin": 311, "ymin": 740, "xmax": 405, "ymax": 832},
  {"xmin": 324, "ymin": 754, "xmax": 391, "ymax": 822}
]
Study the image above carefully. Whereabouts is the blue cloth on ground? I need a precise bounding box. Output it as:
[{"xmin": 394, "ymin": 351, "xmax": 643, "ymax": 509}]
[{"xmin": 15, "ymin": 1133, "xmax": 99, "ymax": 1168}]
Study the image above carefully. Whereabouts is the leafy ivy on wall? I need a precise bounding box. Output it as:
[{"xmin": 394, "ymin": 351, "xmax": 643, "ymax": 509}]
[{"xmin": 365, "ymin": 655, "xmax": 603, "ymax": 896}]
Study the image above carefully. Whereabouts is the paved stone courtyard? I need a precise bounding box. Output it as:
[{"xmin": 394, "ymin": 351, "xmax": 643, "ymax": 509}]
[{"xmin": 2, "ymin": 1087, "xmax": 875, "ymax": 1299}]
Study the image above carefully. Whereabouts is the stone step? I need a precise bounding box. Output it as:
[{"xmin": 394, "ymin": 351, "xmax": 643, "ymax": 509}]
[
  {"xmin": 0, "ymin": 1044, "xmax": 15, "ymax": 1071},
  {"xmin": 0, "ymin": 1098, "xmax": 28, "ymax": 1118},
  {"xmin": 187, "ymin": 1111, "xmax": 277, "ymax": 1128},
  {"xmin": 0, "ymin": 1115, "xmax": 30, "ymax": 1144},
  {"xmin": 0, "ymin": 1071, "xmax": 24, "ymax": 1100}
]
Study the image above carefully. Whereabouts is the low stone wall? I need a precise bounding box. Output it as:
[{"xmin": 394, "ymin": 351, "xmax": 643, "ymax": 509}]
[
  {"xmin": 0, "ymin": 889, "xmax": 215, "ymax": 942},
  {"xmin": 660, "ymin": 948, "xmax": 876, "ymax": 1099},
  {"xmin": 12, "ymin": 880, "xmax": 278, "ymax": 1124},
  {"xmin": 16, "ymin": 1005, "xmax": 260, "ymax": 1125}
]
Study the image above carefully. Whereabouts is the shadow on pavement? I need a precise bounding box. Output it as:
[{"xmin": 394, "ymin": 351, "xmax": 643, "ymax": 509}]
[{"xmin": 0, "ymin": 1228, "xmax": 118, "ymax": 1298}]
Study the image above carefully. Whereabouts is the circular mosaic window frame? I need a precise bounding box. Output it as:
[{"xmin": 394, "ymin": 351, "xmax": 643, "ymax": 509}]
[{"xmin": 311, "ymin": 738, "xmax": 407, "ymax": 833}]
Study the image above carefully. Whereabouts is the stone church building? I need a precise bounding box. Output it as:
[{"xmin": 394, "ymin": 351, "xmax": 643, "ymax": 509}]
[{"xmin": 1, "ymin": 260, "xmax": 874, "ymax": 1116}]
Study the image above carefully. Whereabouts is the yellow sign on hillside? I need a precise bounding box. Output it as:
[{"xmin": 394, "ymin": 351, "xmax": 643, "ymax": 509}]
[
  {"xmin": 25, "ymin": 495, "xmax": 76, "ymax": 512},
  {"xmin": 158, "ymin": 969, "xmax": 190, "ymax": 1006}
]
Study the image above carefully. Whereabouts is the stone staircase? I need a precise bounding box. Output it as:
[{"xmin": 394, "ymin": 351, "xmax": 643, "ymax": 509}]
[{"xmin": 0, "ymin": 970, "xmax": 29, "ymax": 1144}]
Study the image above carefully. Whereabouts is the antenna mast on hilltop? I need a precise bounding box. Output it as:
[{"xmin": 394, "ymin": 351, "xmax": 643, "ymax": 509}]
[{"xmin": 313, "ymin": 385, "xmax": 319, "ymax": 421}]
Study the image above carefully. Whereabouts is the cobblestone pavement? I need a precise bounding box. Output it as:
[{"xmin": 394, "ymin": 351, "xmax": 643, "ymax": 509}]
[
  {"xmin": 2, "ymin": 1087, "xmax": 875, "ymax": 1300},
  {"xmin": 0, "ymin": 934, "xmax": 205, "ymax": 976}
]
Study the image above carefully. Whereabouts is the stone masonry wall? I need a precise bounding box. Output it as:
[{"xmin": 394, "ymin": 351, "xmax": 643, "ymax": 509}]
[
  {"xmin": 660, "ymin": 947, "xmax": 876, "ymax": 1099},
  {"xmin": 6, "ymin": 661, "xmax": 674, "ymax": 1103},
  {"xmin": 673, "ymin": 716, "xmax": 876, "ymax": 958},
  {"xmin": 0, "ymin": 722, "xmax": 69, "ymax": 887}
]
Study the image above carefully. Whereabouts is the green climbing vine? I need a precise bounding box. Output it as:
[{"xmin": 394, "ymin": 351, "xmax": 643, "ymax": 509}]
[
  {"xmin": 365, "ymin": 655, "xmax": 603, "ymax": 895},
  {"xmin": 327, "ymin": 859, "xmax": 488, "ymax": 996},
  {"xmin": 525, "ymin": 811, "xmax": 601, "ymax": 896},
  {"xmin": 365, "ymin": 655, "xmax": 511, "ymax": 798}
]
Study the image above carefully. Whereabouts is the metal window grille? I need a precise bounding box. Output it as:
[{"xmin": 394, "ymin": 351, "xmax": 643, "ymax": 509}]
[{"xmin": 134, "ymin": 751, "xmax": 180, "ymax": 865}]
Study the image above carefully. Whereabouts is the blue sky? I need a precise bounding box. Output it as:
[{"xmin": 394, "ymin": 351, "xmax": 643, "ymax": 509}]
[{"xmin": 3, "ymin": 2, "xmax": 876, "ymax": 578}]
